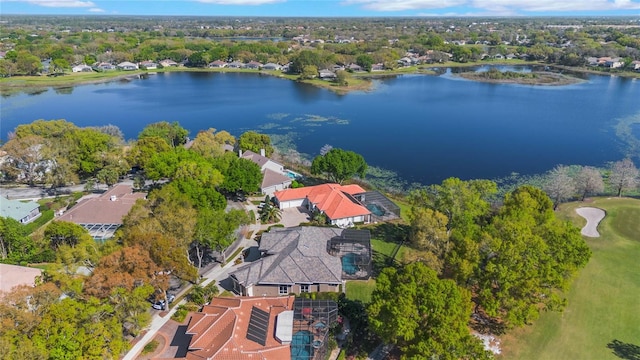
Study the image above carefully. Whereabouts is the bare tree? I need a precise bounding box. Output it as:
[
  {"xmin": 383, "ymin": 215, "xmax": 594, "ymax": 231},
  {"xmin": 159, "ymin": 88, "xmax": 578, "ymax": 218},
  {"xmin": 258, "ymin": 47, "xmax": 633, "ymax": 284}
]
[
  {"xmin": 575, "ymin": 166, "xmax": 605, "ymax": 201},
  {"xmin": 544, "ymin": 165, "xmax": 575, "ymax": 209},
  {"xmin": 319, "ymin": 144, "xmax": 333, "ymax": 156},
  {"xmin": 608, "ymin": 158, "xmax": 639, "ymax": 197}
]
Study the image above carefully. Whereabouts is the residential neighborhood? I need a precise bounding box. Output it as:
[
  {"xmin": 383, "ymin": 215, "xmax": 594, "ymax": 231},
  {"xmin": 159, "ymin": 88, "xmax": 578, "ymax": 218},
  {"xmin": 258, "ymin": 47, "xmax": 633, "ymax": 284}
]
[{"xmin": 1, "ymin": 12, "xmax": 639, "ymax": 360}]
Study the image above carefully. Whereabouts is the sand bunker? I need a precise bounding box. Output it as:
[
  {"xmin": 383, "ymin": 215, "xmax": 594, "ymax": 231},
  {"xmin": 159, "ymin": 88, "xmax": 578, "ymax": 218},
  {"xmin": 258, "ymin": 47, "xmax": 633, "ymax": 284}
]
[{"xmin": 575, "ymin": 207, "xmax": 606, "ymax": 237}]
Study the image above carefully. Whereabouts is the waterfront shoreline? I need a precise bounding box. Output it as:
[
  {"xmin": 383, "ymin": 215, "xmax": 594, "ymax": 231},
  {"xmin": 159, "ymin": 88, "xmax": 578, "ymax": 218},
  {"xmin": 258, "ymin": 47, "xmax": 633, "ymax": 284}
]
[{"xmin": 0, "ymin": 62, "xmax": 637, "ymax": 96}]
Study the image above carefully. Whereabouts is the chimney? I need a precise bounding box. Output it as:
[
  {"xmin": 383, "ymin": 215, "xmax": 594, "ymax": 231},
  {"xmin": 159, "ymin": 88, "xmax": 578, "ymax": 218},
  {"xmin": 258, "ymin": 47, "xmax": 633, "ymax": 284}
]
[
  {"xmin": 260, "ymin": 148, "xmax": 265, "ymax": 157},
  {"xmin": 238, "ymin": 149, "xmax": 243, "ymax": 157},
  {"xmin": 110, "ymin": 195, "xmax": 117, "ymax": 201}
]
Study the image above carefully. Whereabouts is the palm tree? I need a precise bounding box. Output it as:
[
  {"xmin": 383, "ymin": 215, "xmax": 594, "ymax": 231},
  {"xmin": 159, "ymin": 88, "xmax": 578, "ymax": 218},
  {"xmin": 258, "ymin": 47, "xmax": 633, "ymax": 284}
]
[{"xmin": 260, "ymin": 204, "xmax": 282, "ymax": 224}]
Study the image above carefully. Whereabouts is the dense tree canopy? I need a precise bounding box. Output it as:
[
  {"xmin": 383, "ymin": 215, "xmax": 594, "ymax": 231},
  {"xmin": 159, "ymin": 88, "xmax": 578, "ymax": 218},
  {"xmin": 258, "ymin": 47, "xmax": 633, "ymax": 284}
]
[
  {"xmin": 138, "ymin": 121, "xmax": 189, "ymax": 148},
  {"xmin": 311, "ymin": 148, "xmax": 367, "ymax": 184},
  {"xmin": 477, "ymin": 186, "xmax": 591, "ymax": 326},
  {"xmin": 238, "ymin": 131, "xmax": 274, "ymax": 157},
  {"xmin": 409, "ymin": 179, "xmax": 591, "ymax": 328},
  {"xmin": 368, "ymin": 262, "xmax": 490, "ymax": 360},
  {"xmin": 1, "ymin": 119, "xmax": 125, "ymax": 186},
  {"xmin": 219, "ymin": 157, "xmax": 262, "ymax": 194}
]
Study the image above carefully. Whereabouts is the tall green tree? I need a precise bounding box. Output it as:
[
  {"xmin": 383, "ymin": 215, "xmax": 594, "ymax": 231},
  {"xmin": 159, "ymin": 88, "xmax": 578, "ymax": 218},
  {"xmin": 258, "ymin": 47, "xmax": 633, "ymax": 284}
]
[
  {"xmin": 138, "ymin": 121, "xmax": 189, "ymax": 148},
  {"xmin": 310, "ymin": 148, "xmax": 367, "ymax": 184},
  {"xmin": 0, "ymin": 217, "xmax": 37, "ymax": 264},
  {"xmin": 476, "ymin": 186, "xmax": 591, "ymax": 327},
  {"xmin": 32, "ymin": 296, "xmax": 127, "ymax": 359},
  {"xmin": 127, "ymin": 136, "xmax": 171, "ymax": 169},
  {"xmin": 368, "ymin": 263, "xmax": 490, "ymax": 360},
  {"xmin": 356, "ymin": 54, "xmax": 374, "ymax": 71},
  {"xmin": 193, "ymin": 208, "xmax": 249, "ymax": 267},
  {"xmin": 219, "ymin": 157, "xmax": 262, "ymax": 194},
  {"xmin": 238, "ymin": 131, "xmax": 274, "ymax": 157},
  {"xmin": 190, "ymin": 128, "xmax": 235, "ymax": 159},
  {"xmin": 44, "ymin": 221, "xmax": 91, "ymax": 250}
]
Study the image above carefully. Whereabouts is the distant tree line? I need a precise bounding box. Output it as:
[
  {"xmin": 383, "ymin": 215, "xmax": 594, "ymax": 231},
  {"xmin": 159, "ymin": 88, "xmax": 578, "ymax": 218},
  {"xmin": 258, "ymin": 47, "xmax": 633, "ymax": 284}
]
[{"xmin": 1, "ymin": 16, "xmax": 639, "ymax": 77}]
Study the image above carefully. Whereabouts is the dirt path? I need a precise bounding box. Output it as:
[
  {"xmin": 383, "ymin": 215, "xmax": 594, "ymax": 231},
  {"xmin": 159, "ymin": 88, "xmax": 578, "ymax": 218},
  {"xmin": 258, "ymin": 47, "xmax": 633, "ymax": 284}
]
[{"xmin": 576, "ymin": 207, "xmax": 606, "ymax": 237}]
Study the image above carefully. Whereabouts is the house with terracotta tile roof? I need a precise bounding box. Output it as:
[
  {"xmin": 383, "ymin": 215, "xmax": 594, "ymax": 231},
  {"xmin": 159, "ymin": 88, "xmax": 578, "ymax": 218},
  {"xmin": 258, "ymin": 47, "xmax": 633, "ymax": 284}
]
[
  {"xmin": 56, "ymin": 184, "xmax": 146, "ymax": 240},
  {"xmin": 230, "ymin": 226, "xmax": 371, "ymax": 297},
  {"xmin": 179, "ymin": 296, "xmax": 294, "ymax": 360},
  {"xmin": 173, "ymin": 296, "xmax": 339, "ymax": 360},
  {"xmin": 240, "ymin": 150, "xmax": 292, "ymax": 195},
  {"xmin": 273, "ymin": 183, "xmax": 371, "ymax": 227}
]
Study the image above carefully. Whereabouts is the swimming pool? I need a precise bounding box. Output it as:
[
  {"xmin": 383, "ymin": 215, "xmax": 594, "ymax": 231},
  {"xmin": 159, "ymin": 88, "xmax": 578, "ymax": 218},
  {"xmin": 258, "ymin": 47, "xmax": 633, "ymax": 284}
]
[
  {"xmin": 342, "ymin": 253, "xmax": 358, "ymax": 275},
  {"xmin": 366, "ymin": 203, "xmax": 385, "ymax": 216},
  {"xmin": 291, "ymin": 330, "xmax": 313, "ymax": 360},
  {"xmin": 286, "ymin": 170, "xmax": 301, "ymax": 179}
]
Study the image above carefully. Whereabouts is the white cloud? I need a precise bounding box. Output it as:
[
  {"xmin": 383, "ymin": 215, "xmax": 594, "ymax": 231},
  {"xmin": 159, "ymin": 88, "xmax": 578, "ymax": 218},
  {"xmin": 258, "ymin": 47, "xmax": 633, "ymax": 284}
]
[
  {"xmin": 88, "ymin": 7, "xmax": 104, "ymax": 12},
  {"xmin": 197, "ymin": 0, "xmax": 285, "ymax": 5},
  {"xmin": 24, "ymin": 0, "xmax": 95, "ymax": 7},
  {"xmin": 471, "ymin": 0, "xmax": 640, "ymax": 12},
  {"xmin": 345, "ymin": 0, "xmax": 640, "ymax": 12},
  {"xmin": 344, "ymin": 0, "xmax": 466, "ymax": 11}
]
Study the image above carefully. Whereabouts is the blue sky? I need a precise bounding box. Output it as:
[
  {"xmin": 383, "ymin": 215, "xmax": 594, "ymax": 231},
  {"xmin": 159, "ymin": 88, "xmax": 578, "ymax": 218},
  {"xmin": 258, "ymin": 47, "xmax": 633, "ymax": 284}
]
[{"xmin": 3, "ymin": 0, "xmax": 640, "ymax": 17}]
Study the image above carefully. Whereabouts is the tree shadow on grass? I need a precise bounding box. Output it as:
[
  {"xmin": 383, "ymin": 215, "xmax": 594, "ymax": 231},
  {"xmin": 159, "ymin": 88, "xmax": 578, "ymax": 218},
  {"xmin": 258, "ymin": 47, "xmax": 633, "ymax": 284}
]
[
  {"xmin": 369, "ymin": 223, "xmax": 410, "ymax": 275},
  {"xmin": 608, "ymin": 340, "xmax": 640, "ymax": 360},
  {"xmin": 370, "ymin": 222, "xmax": 410, "ymax": 244}
]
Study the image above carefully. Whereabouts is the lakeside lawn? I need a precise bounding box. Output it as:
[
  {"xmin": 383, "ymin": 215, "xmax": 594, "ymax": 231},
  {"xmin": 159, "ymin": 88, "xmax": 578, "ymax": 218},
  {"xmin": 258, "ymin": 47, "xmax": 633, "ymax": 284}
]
[
  {"xmin": 500, "ymin": 197, "xmax": 640, "ymax": 360},
  {"xmin": 345, "ymin": 279, "xmax": 376, "ymax": 304},
  {"xmin": 346, "ymin": 223, "xmax": 409, "ymax": 304}
]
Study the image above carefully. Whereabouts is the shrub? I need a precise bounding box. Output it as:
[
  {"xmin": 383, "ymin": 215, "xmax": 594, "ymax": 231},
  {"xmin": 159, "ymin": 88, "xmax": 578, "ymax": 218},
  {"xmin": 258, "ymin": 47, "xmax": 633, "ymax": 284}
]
[
  {"xmin": 24, "ymin": 210, "xmax": 54, "ymax": 234},
  {"xmin": 142, "ymin": 340, "xmax": 159, "ymax": 354},
  {"xmin": 171, "ymin": 303, "xmax": 199, "ymax": 322},
  {"xmin": 267, "ymin": 224, "xmax": 285, "ymax": 231}
]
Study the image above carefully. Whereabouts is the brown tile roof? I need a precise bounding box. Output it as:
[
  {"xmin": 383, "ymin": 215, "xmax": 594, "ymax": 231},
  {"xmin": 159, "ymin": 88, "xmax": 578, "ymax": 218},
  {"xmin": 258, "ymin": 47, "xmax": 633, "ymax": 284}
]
[
  {"xmin": 274, "ymin": 183, "xmax": 370, "ymax": 221},
  {"xmin": 176, "ymin": 296, "xmax": 295, "ymax": 360},
  {"xmin": 57, "ymin": 184, "xmax": 146, "ymax": 224}
]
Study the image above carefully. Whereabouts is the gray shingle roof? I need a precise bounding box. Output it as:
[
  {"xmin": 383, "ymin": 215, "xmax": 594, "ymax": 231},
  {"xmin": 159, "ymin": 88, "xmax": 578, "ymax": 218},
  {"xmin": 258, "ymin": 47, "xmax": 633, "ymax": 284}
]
[
  {"xmin": 261, "ymin": 168, "xmax": 292, "ymax": 190},
  {"xmin": 231, "ymin": 227, "xmax": 345, "ymax": 286}
]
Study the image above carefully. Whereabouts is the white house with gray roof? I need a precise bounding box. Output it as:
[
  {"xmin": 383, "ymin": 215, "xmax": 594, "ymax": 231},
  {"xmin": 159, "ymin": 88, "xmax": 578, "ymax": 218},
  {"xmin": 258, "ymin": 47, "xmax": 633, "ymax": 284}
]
[
  {"xmin": 0, "ymin": 197, "xmax": 40, "ymax": 224},
  {"xmin": 230, "ymin": 226, "xmax": 371, "ymax": 297},
  {"xmin": 239, "ymin": 149, "xmax": 292, "ymax": 195}
]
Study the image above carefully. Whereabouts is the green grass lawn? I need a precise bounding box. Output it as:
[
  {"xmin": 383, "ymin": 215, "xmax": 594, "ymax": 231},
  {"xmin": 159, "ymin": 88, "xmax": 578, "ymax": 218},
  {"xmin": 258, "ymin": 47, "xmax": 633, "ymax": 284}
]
[
  {"xmin": 500, "ymin": 197, "xmax": 640, "ymax": 360},
  {"xmin": 345, "ymin": 279, "xmax": 376, "ymax": 304}
]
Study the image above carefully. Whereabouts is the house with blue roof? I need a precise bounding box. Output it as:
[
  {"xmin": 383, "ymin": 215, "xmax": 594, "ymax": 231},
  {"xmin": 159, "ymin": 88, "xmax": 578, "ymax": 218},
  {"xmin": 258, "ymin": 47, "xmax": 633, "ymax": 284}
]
[{"xmin": 0, "ymin": 197, "xmax": 41, "ymax": 224}]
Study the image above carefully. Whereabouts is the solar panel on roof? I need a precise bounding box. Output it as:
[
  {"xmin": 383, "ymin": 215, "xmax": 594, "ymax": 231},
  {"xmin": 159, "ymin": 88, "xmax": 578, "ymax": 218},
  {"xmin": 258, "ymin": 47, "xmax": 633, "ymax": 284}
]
[{"xmin": 246, "ymin": 306, "xmax": 269, "ymax": 346}]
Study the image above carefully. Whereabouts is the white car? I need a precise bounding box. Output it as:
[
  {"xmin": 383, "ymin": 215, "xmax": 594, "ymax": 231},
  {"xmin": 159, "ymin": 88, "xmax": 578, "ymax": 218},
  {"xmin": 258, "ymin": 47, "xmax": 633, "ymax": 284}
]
[
  {"xmin": 151, "ymin": 294, "xmax": 175, "ymax": 310},
  {"xmin": 152, "ymin": 300, "xmax": 166, "ymax": 310}
]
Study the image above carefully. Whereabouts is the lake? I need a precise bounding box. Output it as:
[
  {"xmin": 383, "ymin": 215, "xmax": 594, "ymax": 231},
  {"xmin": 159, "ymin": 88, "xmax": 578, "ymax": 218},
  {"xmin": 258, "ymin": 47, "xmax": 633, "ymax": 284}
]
[{"xmin": 2, "ymin": 68, "xmax": 639, "ymax": 187}]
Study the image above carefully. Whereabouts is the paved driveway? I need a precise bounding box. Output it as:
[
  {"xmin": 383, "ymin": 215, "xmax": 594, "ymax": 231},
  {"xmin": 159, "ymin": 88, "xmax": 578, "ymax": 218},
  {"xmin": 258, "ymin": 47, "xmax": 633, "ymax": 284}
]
[{"xmin": 281, "ymin": 207, "xmax": 311, "ymax": 227}]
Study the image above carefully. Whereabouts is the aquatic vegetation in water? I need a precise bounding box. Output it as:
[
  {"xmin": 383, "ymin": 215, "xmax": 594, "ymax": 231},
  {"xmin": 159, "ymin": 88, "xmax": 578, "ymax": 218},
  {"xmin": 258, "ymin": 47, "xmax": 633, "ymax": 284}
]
[
  {"xmin": 614, "ymin": 112, "xmax": 640, "ymax": 162},
  {"xmin": 261, "ymin": 113, "xmax": 349, "ymax": 132},
  {"xmin": 266, "ymin": 113, "xmax": 289, "ymax": 120},
  {"xmin": 258, "ymin": 122, "xmax": 281, "ymax": 130}
]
